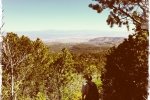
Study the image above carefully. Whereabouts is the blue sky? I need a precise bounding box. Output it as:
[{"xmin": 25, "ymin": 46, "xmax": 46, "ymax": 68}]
[{"xmin": 3, "ymin": 0, "xmax": 131, "ymax": 40}]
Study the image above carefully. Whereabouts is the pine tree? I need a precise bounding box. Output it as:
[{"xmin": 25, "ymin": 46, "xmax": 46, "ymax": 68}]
[
  {"xmin": 101, "ymin": 30, "xmax": 148, "ymax": 100},
  {"xmin": 50, "ymin": 48, "xmax": 74, "ymax": 100}
]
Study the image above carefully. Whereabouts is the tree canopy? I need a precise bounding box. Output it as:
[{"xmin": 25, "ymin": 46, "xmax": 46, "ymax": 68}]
[
  {"xmin": 2, "ymin": 33, "xmax": 105, "ymax": 100},
  {"xmin": 89, "ymin": 0, "xmax": 149, "ymax": 30},
  {"xmin": 102, "ymin": 30, "xmax": 148, "ymax": 100}
]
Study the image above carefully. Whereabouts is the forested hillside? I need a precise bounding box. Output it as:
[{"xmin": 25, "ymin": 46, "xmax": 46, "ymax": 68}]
[
  {"xmin": 2, "ymin": 32, "xmax": 114, "ymax": 100},
  {"xmin": 3, "ymin": 31, "xmax": 147, "ymax": 100},
  {"xmin": 46, "ymin": 37, "xmax": 124, "ymax": 53}
]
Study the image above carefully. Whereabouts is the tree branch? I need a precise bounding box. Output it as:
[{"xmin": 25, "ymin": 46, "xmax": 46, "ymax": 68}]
[{"xmin": 112, "ymin": 5, "xmax": 142, "ymax": 25}]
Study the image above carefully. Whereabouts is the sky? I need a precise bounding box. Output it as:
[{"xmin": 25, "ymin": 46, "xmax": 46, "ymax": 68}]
[{"xmin": 2, "ymin": 0, "xmax": 131, "ymax": 41}]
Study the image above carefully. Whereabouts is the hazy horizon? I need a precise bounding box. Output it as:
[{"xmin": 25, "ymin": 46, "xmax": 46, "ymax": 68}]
[
  {"xmin": 3, "ymin": 0, "xmax": 133, "ymax": 41},
  {"xmin": 4, "ymin": 29, "xmax": 129, "ymax": 43}
]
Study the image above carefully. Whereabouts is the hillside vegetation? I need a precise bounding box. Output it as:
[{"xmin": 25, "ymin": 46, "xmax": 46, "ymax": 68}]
[
  {"xmin": 3, "ymin": 33, "xmax": 119, "ymax": 100},
  {"xmin": 2, "ymin": 30, "xmax": 148, "ymax": 100}
]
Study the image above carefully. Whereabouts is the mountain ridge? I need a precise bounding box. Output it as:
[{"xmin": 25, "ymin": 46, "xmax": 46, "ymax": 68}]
[
  {"xmin": 88, "ymin": 37, "xmax": 125, "ymax": 46},
  {"xmin": 45, "ymin": 37, "xmax": 125, "ymax": 52}
]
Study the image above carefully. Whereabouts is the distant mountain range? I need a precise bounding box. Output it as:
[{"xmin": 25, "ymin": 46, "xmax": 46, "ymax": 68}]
[
  {"xmin": 15, "ymin": 30, "xmax": 128, "ymax": 42},
  {"xmin": 46, "ymin": 37, "xmax": 125, "ymax": 52},
  {"xmin": 88, "ymin": 37, "xmax": 125, "ymax": 46}
]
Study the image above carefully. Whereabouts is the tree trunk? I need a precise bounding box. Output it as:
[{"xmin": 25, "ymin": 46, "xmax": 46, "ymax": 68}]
[
  {"xmin": 58, "ymin": 88, "xmax": 61, "ymax": 100},
  {"xmin": 11, "ymin": 67, "xmax": 14, "ymax": 100},
  {"xmin": 10, "ymin": 59, "xmax": 14, "ymax": 100}
]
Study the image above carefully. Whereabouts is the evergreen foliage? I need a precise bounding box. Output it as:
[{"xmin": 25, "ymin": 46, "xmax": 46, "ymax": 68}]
[
  {"xmin": 89, "ymin": 0, "xmax": 148, "ymax": 30},
  {"xmin": 2, "ymin": 33, "xmax": 104, "ymax": 100},
  {"xmin": 101, "ymin": 30, "xmax": 148, "ymax": 100}
]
